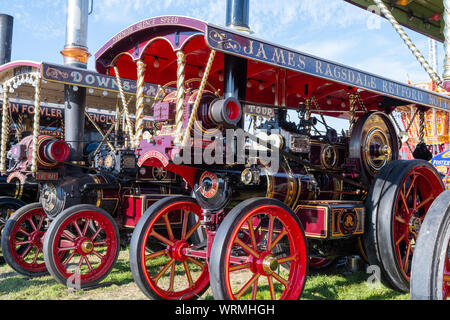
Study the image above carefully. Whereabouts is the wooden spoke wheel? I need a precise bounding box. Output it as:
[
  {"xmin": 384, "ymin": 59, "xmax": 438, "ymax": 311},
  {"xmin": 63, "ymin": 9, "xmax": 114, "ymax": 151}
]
[
  {"xmin": 411, "ymin": 190, "xmax": 450, "ymax": 300},
  {"xmin": 1, "ymin": 202, "xmax": 49, "ymax": 277},
  {"xmin": 210, "ymin": 198, "xmax": 308, "ymax": 300},
  {"xmin": 43, "ymin": 204, "xmax": 120, "ymax": 289},
  {"xmin": 129, "ymin": 196, "xmax": 210, "ymax": 300},
  {"xmin": 364, "ymin": 160, "xmax": 444, "ymax": 292}
]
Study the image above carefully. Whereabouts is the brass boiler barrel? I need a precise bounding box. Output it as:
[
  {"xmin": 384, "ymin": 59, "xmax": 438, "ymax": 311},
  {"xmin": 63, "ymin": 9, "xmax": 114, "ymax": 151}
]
[
  {"xmin": 230, "ymin": 164, "xmax": 315, "ymax": 209},
  {"xmin": 0, "ymin": 181, "xmax": 38, "ymax": 203}
]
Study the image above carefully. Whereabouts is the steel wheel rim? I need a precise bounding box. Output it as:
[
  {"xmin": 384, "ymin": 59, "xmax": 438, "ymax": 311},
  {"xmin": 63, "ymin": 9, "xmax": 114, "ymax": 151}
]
[
  {"xmin": 393, "ymin": 166, "xmax": 443, "ymax": 280},
  {"xmin": 140, "ymin": 201, "xmax": 209, "ymax": 300},
  {"xmin": 10, "ymin": 207, "xmax": 47, "ymax": 272},
  {"xmin": 52, "ymin": 210, "xmax": 118, "ymax": 283},
  {"xmin": 224, "ymin": 205, "xmax": 307, "ymax": 300}
]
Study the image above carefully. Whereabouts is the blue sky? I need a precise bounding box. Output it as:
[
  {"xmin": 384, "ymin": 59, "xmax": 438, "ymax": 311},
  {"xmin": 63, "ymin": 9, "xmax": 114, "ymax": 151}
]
[{"xmin": 0, "ymin": 0, "xmax": 444, "ymax": 85}]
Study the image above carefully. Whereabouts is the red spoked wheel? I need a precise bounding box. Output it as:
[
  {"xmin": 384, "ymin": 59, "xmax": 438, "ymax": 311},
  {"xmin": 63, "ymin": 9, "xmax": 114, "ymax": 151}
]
[
  {"xmin": 129, "ymin": 196, "xmax": 210, "ymax": 300},
  {"xmin": 1, "ymin": 202, "xmax": 49, "ymax": 277},
  {"xmin": 411, "ymin": 190, "xmax": 450, "ymax": 300},
  {"xmin": 43, "ymin": 204, "xmax": 119, "ymax": 289},
  {"xmin": 210, "ymin": 198, "xmax": 308, "ymax": 300},
  {"xmin": 365, "ymin": 160, "xmax": 444, "ymax": 292}
]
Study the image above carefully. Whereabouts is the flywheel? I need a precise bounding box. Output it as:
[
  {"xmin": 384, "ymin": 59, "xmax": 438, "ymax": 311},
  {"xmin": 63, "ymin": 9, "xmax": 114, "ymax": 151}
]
[{"xmin": 349, "ymin": 112, "xmax": 399, "ymax": 185}]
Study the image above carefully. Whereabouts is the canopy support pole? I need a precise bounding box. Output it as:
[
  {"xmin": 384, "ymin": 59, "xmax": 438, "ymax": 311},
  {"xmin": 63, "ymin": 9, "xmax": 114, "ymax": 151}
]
[
  {"xmin": 134, "ymin": 60, "xmax": 146, "ymax": 146},
  {"xmin": 0, "ymin": 84, "xmax": 9, "ymax": 172},
  {"xmin": 31, "ymin": 77, "xmax": 42, "ymax": 173},
  {"xmin": 174, "ymin": 50, "xmax": 186, "ymax": 145}
]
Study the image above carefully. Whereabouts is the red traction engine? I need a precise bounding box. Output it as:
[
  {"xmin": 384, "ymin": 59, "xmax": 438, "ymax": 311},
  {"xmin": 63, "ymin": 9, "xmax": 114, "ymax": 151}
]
[
  {"xmin": 2, "ymin": 130, "xmax": 191, "ymax": 286},
  {"xmin": 133, "ymin": 88, "xmax": 372, "ymax": 300},
  {"xmin": 93, "ymin": 16, "xmax": 447, "ymax": 300},
  {"xmin": 38, "ymin": 146, "xmax": 190, "ymax": 288}
]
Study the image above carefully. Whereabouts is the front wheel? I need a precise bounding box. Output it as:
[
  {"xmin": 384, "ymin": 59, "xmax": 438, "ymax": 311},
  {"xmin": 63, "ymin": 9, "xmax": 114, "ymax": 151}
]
[
  {"xmin": 129, "ymin": 196, "xmax": 210, "ymax": 300},
  {"xmin": 411, "ymin": 190, "xmax": 450, "ymax": 300},
  {"xmin": 1, "ymin": 202, "xmax": 49, "ymax": 277},
  {"xmin": 210, "ymin": 198, "xmax": 308, "ymax": 300},
  {"xmin": 43, "ymin": 204, "xmax": 120, "ymax": 289}
]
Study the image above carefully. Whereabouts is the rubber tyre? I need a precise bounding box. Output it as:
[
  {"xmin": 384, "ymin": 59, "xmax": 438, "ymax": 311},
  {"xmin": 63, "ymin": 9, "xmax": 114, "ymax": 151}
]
[
  {"xmin": 410, "ymin": 190, "xmax": 450, "ymax": 300},
  {"xmin": 130, "ymin": 196, "xmax": 210, "ymax": 300},
  {"xmin": 1, "ymin": 202, "xmax": 49, "ymax": 277},
  {"xmin": 43, "ymin": 204, "xmax": 120, "ymax": 289},
  {"xmin": 364, "ymin": 159, "xmax": 444, "ymax": 292},
  {"xmin": 210, "ymin": 197, "xmax": 308, "ymax": 300}
]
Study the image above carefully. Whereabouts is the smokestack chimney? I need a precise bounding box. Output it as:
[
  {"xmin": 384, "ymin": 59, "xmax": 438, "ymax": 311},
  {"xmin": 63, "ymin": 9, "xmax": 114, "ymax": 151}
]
[
  {"xmin": 62, "ymin": 0, "xmax": 90, "ymax": 164},
  {"xmin": 0, "ymin": 14, "xmax": 13, "ymax": 66},
  {"xmin": 61, "ymin": 0, "xmax": 90, "ymax": 68},
  {"xmin": 223, "ymin": 0, "xmax": 249, "ymax": 101},
  {"xmin": 225, "ymin": 0, "xmax": 250, "ymax": 32}
]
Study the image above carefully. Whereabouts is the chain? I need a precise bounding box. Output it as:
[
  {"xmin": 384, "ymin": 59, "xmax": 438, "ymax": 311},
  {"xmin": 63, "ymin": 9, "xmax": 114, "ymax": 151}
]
[
  {"xmin": 349, "ymin": 94, "xmax": 357, "ymax": 135},
  {"xmin": 419, "ymin": 108, "xmax": 425, "ymax": 143},
  {"xmin": 182, "ymin": 49, "xmax": 216, "ymax": 146},
  {"xmin": 355, "ymin": 91, "xmax": 367, "ymax": 112},
  {"xmin": 304, "ymin": 98, "xmax": 311, "ymax": 135}
]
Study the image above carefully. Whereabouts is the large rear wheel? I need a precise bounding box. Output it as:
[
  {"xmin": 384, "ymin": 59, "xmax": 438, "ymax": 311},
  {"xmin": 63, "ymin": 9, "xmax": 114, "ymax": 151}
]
[
  {"xmin": 411, "ymin": 190, "xmax": 450, "ymax": 300},
  {"xmin": 210, "ymin": 198, "xmax": 308, "ymax": 300},
  {"xmin": 364, "ymin": 159, "xmax": 444, "ymax": 292}
]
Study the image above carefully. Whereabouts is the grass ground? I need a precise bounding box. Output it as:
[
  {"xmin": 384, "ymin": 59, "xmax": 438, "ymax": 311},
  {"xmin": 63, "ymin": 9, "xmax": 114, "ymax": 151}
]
[{"xmin": 0, "ymin": 248, "xmax": 409, "ymax": 300}]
